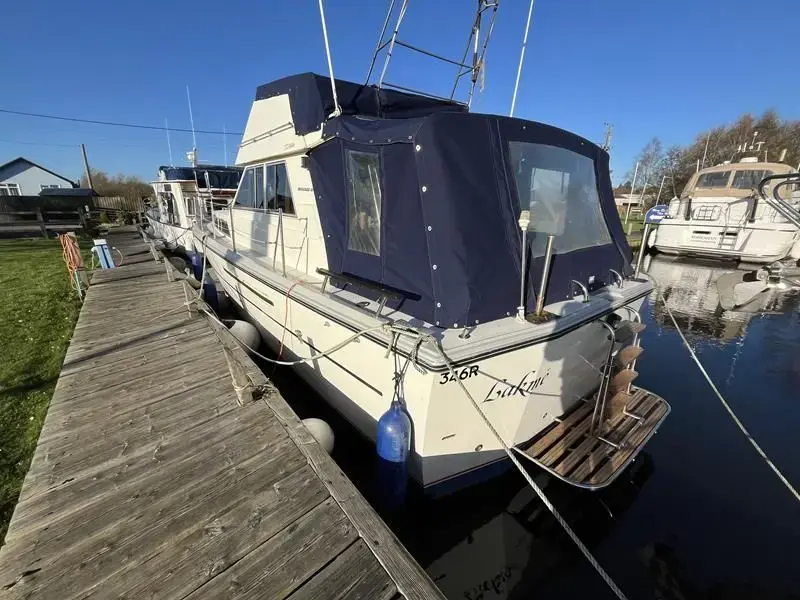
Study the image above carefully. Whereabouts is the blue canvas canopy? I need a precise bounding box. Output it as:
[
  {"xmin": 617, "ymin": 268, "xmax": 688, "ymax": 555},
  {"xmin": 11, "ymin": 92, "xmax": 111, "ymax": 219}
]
[
  {"xmin": 255, "ymin": 73, "xmax": 466, "ymax": 136},
  {"xmin": 158, "ymin": 165, "xmax": 242, "ymax": 189},
  {"xmin": 307, "ymin": 111, "xmax": 632, "ymax": 328}
]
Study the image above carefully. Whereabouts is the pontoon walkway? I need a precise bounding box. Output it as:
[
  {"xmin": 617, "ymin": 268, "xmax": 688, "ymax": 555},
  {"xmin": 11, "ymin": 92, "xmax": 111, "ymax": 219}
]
[{"xmin": 0, "ymin": 228, "xmax": 443, "ymax": 600}]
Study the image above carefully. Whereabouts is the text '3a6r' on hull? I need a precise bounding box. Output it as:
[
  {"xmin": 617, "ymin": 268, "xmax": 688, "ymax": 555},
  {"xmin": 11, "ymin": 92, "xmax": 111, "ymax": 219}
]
[{"xmin": 193, "ymin": 72, "xmax": 670, "ymax": 495}]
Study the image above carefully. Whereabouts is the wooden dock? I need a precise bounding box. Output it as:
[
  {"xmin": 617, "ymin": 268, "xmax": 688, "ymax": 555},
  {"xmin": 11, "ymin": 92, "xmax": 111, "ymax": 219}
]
[{"xmin": 0, "ymin": 228, "xmax": 443, "ymax": 600}]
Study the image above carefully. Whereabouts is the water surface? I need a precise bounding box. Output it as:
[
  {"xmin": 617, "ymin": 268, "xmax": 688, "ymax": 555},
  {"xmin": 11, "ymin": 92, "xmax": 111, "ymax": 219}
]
[{"xmin": 263, "ymin": 254, "xmax": 800, "ymax": 600}]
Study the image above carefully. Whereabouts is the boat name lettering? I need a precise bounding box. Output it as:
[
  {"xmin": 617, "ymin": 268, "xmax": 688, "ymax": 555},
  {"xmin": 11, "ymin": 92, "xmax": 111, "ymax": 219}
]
[
  {"xmin": 483, "ymin": 369, "xmax": 550, "ymax": 402},
  {"xmin": 439, "ymin": 365, "xmax": 479, "ymax": 385}
]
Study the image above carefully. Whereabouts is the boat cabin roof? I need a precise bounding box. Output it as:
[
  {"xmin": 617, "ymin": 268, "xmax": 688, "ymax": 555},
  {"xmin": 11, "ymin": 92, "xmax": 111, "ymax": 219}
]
[
  {"xmin": 682, "ymin": 160, "xmax": 795, "ymax": 198},
  {"xmin": 254, "ymin": 72, "xmax": 466, "ymax": 136},
  {"xmin": 156, "ymin": 165, "xmax": 242, "ymax": 190},
  {"xmin": 238, "ymin": 73, "xmax": 633, "ymax": 327}
]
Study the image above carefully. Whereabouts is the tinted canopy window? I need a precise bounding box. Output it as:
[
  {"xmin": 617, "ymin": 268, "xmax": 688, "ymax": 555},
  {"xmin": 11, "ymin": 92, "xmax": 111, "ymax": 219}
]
[
  {"xmin": 731, "ymin": 169, "xmax": 772, "ymax": 190},
  {"xmin": 696, "ymin": 171, "xmax": 731, "ymax": 188},
  {"xmin": 346, "ymin": 151, "xmax": 381, "ymax": 256},
  {"xmin": 509, "ymin": 142, "xmax": 611, "ymax": 257}
]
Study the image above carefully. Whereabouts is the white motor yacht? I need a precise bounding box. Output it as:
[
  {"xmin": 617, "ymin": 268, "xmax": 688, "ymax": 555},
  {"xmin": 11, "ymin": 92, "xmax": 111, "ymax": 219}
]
[
  {"xmin": 147, "ymin": 164, "xmax": 241, "ymax": 255},
  {"xmin": 194, "ymin": 73, "xmax": 671, "ymax": 495},
  {"xmin": 650, "ymin": 158, "xmax": 800, "ymax": 263}
]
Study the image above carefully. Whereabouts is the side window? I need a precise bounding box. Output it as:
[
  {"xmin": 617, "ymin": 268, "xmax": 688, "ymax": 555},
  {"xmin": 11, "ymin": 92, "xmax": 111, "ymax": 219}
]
[
  {"xmin": 254, "ymin": 166, "xmax": 265, "ymax": 209},
  {"xmin": 235, "ymin": 167, "xmax": 256, "ymax": 208},
  {"xmin": 346, "ymin": 151, "xmax": 381, "ymax": 256},
  {"xmin": 266, "ymin": 163, "xmax": 295, "ymax": 214}
]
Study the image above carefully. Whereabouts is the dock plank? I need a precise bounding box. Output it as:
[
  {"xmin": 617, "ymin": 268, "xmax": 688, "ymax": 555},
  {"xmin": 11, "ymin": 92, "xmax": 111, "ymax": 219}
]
[
  {"xmin": 0, "ymin": 228, "xmax": 444, "ymax": 600},
  {"xmin": 286, "ymin": 540, "xmax": 397, "ymax": 600}
]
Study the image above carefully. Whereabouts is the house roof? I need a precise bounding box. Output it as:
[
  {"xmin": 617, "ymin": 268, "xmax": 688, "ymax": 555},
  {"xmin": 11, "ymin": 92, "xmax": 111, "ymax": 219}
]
[{"xmin": 0, "ymin": 157, "xmax": 78, "ymax": 187}]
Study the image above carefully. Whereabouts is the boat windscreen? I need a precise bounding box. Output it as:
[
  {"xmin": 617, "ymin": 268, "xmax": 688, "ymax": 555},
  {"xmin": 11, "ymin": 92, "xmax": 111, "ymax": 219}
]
[
  {"xmin": 731, "ymin": 169, "xmax": 773, "ymax": 189},
  {"xmin": 696, "ymin": 171, "xmax": 731, "ymax": 188}
]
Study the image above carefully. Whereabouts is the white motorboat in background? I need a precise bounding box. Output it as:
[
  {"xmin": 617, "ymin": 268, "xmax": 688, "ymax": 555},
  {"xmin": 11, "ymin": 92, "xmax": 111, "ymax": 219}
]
[
  {"xmin": 194, "ymin": 71, "xmax": 671, "ymax": 495},
  {"xmin": 146, "ymin": 163, "xmax": 241, "ymax": 255},
  {"xmin": 650, "ymin": 158, "xmax": 800, "ymax": 263}
]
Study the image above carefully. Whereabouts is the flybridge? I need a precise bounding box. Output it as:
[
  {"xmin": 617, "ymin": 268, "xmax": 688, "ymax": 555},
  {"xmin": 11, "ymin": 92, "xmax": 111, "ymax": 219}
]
[{"xmin": 253, "ymin": 73, "xmax": 466, "ymax": 136}]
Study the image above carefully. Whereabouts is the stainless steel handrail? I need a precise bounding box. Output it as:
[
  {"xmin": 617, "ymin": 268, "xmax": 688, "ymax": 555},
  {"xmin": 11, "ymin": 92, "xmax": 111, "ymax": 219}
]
[{"xmin": 591, "ymin": 319, "xmax": 617, "ymax": 436}]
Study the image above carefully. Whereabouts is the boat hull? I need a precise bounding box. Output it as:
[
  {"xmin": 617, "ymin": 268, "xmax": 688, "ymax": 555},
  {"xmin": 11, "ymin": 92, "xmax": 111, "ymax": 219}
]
[
  {"xmin": 652, "ymin": 221, "xmax": 798, "ymax": 264},
  {"xmin": 201, "ymin": 236, "xmax": 648, "ymax": 493}
]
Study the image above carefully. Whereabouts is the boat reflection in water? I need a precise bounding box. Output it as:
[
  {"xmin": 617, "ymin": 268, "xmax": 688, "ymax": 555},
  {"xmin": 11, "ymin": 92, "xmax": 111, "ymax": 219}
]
[
  {"xmin": 642, "ymin": 254, "xmax": 798, "ymax": 344},
  {"xmin": 393, "ymin": 455, "xmax": 654, "ymax": 600}
]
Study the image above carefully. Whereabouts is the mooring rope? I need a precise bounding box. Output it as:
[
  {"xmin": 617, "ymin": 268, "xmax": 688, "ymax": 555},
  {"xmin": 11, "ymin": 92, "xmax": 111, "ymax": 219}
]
[
  {"xmin": 648, "ymin": 275, "xmax": 800, "ymax": 504},
  {"xmin": 423, "ymin": 336, "xmax": 630, "ymax": 600},
  {"xmin": 149, "ymin": 228, "xmax": 629, "ymax": 598}
]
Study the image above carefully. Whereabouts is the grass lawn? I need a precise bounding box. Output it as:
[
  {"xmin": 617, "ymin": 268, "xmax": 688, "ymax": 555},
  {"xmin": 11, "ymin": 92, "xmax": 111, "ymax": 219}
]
[{"xmin": 0, "ymin": 237, "xmax": 85, "ymax": 542}]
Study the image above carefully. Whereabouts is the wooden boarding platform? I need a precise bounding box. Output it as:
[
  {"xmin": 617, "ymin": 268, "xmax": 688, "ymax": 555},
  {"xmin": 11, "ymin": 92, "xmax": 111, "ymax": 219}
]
[
  {"xmin": 0, "ymin": 228, "xmax": 443, "ymax": 600},
  {"xmin": 518, "ymin": 387, "xmax": 670, "ymax": 489}
]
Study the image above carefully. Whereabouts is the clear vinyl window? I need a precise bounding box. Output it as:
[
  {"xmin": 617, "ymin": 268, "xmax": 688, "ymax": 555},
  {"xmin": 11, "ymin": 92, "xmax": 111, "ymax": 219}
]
[
  {"xmin": 346, "ymin": 151, "xmax": 382, "ymax": 256},
  {"xmin": 508, "ymin": 142, "xmax": 611, "ymax": 257}
]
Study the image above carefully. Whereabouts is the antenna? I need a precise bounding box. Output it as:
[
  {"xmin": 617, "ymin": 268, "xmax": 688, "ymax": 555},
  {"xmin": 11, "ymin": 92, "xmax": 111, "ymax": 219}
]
[
  {"xmin": 186, "ymin": 85, "xmax": 197, "ymax": 166},
  {"xmin": 165, "ymin": 118, "xmax": 174, "ymax": 166},
  {"xmin": 700, "ymin": 132, "xmax": 710, "ymax": 169},
  {"xmin": 510, "ymin": 0, "xmax": 536, "ymax": 117},
  {"xmin": 317, "ymin": 0, "xmax": 342, "ymax": 117}
]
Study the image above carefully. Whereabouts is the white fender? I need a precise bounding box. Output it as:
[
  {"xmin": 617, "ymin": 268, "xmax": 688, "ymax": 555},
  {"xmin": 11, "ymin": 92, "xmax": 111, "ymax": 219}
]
[
  {"xmin": 302, "ymin": 418, "xmax": 335, "ymax": 454},
  {"xmin": 224, "ymin": 319, "xmax": 261, "ymax": 354}
]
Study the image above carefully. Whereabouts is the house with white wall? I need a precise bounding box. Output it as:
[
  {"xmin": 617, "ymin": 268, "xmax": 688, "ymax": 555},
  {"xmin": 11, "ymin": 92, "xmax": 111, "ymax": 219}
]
[{"xmin": 0, "ymin": 157, "xmax": 77, "ymax": 196}]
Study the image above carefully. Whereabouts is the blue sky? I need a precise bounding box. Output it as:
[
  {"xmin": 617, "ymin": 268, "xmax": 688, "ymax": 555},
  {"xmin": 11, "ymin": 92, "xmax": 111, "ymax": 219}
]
[{"xmin": 1, "ymin": 0, "xmax": 798, "ymax": 184}]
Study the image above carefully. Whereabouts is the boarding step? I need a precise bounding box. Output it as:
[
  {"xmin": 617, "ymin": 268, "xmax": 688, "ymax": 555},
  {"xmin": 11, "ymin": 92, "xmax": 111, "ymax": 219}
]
[{"xmin": 515, "ymin": 387, "xmax": 670, "ymax": 489}]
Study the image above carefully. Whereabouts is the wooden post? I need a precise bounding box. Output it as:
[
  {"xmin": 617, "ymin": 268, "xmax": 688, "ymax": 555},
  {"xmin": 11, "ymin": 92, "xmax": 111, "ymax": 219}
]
[
  {"xmin": 36, "ymin": 207, "xmax": 48, "ymax": 238},
  {"xmin": 81, "ymin": 144, "xmax": 94, "ymax": 191}
]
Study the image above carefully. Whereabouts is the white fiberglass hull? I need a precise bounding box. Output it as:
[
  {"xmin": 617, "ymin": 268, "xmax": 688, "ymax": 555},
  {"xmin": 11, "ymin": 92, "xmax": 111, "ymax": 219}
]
[
  {"xmin": 652, "ymin": 221, "xmax": 799, "ymax": 264},
  {"xmin": 200, "ymin": 234, "xmax": 649, "ymax": 493},
  {"xmin": 145, "ymin": 216, "xmax": 193, "ymax": 253}
]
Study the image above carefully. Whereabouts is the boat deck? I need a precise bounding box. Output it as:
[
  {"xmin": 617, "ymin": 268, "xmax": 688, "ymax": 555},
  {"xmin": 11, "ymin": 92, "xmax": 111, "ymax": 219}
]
[
  {"xmin": 518, "ymin": 387, "xmax": 670, "ymax": 489},
  {"xmin": 0, "ymin": 228, "xmax": 443, "ymax": 600}
]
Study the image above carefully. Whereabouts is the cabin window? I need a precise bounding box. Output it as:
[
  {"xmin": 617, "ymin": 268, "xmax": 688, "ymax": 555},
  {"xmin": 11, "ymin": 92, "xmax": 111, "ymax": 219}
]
[
  {"xmin": 234, "ymin": 166, "xmax": 256, "ymax": 208},
  {"xmin": 508, "ymin": 142, "xmax": 611, "ymax": 257},
  {"xmin": 0, "ymin": 183, "xmax": 21, "ymax": 196},
  {"xmin": 696, "ymin": 171, "xmax": 730, "ymax": 188},
  {"xmin": 266, "ymin": 163, "xmax": 295, "ymax": 214},
  {"xmin": 731, "ymin": 169, "xmax": 772, "ymax": 190},
  {"xmin": 254, "ymin": 166, "xmax": 265, "ymax": 209},
  {"xmin": 346, "ymin": 151, "xmax": 381, "ymax": 256},
  {"xmin": 691, "ymin": 205, "xmax": 721, "ymax": 221}
]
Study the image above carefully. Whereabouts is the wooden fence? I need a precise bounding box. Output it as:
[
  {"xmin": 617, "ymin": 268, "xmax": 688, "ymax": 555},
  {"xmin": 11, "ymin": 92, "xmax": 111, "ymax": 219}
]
[
  {"xmin": 93, "ymin": 196, "xmax": 148, "ymax": 213},
  {"xmin": 0, "ymin": 207, "xmax": 86, "ymax": 238}
]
